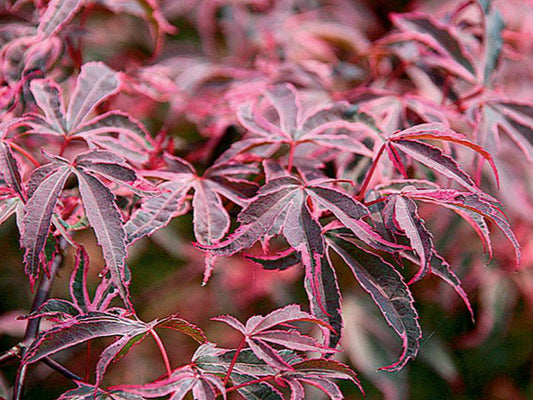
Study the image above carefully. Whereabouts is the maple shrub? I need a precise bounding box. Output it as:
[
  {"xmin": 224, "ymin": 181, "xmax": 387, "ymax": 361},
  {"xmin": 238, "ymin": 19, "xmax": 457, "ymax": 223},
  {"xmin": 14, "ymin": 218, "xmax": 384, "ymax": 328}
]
[{"xmin": 0, "ymin": 0, "xmax": 531, "ymax": 399}]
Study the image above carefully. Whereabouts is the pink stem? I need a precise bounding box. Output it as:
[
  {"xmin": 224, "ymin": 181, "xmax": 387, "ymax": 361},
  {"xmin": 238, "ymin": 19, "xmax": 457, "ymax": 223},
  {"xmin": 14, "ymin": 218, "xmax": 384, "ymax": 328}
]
[
  {"xmin": 223, "ymin": 338, "xmax": 246, "ymax": 386},
  {"xmin": 150, "ymin": 329, "xmax": 172, "ymax": 378},
  {"xmin": 9, "ymin": 142, "xmax": 40, "ymax": 168},
  {"xmin": 357, "ymin": 143, "xmax": 386, "ymax": 202},
  {"xmin": 287, "ymin": 142, "xmax": 296, "ymax": 173},
  {"xmin": 225, "ymin": 375, "xmax": 276, "ymax": 394}
]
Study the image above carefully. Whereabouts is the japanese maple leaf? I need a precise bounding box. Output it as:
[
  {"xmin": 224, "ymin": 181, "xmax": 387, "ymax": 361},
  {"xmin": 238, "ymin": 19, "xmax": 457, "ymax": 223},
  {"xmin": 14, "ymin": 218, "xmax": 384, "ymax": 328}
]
[
  {"xmin": 23, "ymin": 308, "xmax": 205, "ymax": 386},
  {"xmin": 116, "ymin": 366, "xmax": 226, "ymax": 400},
  {"xmin": 26, "ymin": 62, "xmax": 154, "ymax": 163},
  {"xmin": 28, "ymin": 246, "xmax": 119, "ymax": 319},
  {"xmin": 198, "ymin": 176, "xmax": 403, "ymax": 258},
  {"xmin": 399, "ymin": 188, "xmax": 521, "ymax": 270},
  {"xmin": 218, "ymin": 83, "xmax": 373, "ymax": 166},
  {"xmin": 198, "ymin": 176, "xmax": 404, "ymax": 319},
  {"xmin": 57, "ymin": 382, "xmax": 144, "ymax": 400},
  {"xmin": 20, "ymin": 149, "xmax": 141, "ymax": 304},
  {"xmin": 194, "ymin": 343, "xmax": 362, "ymax": 400},
  {"xmin": 125, "ymin": 153, "xmax": 258, "ymax": 246},
  {"xmin": 324, "ymin": 231, "xmax": 422, "ymax": 372},
  {"xmin": 382, "ymin": 193, "xmax": 434, "ymax": 283},
  {"xmin": 384, "ymin": 123, "xmax": 499, "ymax": 193},
  {"xmin": 390, "ymin": 3, "xmax": 504, "ymax": 85},
  {"xmin": 212, "ymin": 304, "xmax": 332, "ymax": 370},
  {"xmin": 380, "ymin": 192, "xmax": 475, "ymax": 317}
]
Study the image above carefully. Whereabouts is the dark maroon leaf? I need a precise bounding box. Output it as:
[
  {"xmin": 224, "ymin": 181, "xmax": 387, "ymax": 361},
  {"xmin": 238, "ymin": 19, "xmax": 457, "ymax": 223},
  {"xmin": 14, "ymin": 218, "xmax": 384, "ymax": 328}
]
[
  {"xmin": 0, "ymin": 141, "xmax": 23, "ymax": 198},
  {"xmin": 21, "ymin": 164, "xmax": 71, "ymax": 287},
  {"xmin": 23, "ymin": 312, "xmax": 149, "ymax": 365},
  {"xmin": 327, "ymin": 235, "xmax": 421, "ymax": 371},
  {"xmin": 74, "ymin": 169, "xmax": 130, "ymax": 306},
  {"xmin": 404, "ymin": 189, "xmax": 520, "ymax": 269},
  {"xmin": 389, "ymin": 139, "xmax": 479, "ymax": 192}
]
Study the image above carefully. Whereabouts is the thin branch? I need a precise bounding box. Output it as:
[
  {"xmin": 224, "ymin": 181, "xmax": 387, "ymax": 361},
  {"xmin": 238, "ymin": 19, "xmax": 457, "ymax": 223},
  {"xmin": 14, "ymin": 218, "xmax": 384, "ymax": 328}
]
[
  {"xmin": 22, "ymin": 238, "xmax": 66, "ymax": 346},
  {"xmin": 43, "ymin": 357, "xmax": 83, "ymax": 382},
  {"xmin": 14, "ymin": 237, "xmax": 67, "ymax": 400}
]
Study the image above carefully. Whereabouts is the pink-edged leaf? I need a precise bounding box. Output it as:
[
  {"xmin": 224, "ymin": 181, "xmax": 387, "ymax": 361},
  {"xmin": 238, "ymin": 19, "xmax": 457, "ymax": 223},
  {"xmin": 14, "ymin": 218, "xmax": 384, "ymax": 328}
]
[
  {"xmin": 198, "ymin": 178, "xmax": 301, "ymax": 256},
  {"xmin": 391, "ymin": 123, "xmax": 499, "ymax": 184},
  {"xmin": 211, "ymin": 314, "xmax": 247, "ymax": 333},
  {"xmin": 304, "ymin": 253, "xmax": 343, "ymax": 349},
  {"xmin": 328, "ymin": 235, "xmax": 421, "ymax": 371},
  {"xmin": 116, "ymin": 366, "xmax": 225, "ymax": 400},
  {"xmin": 58, "ymin": 382, "xmax": 144, "ymax": 400},
  {"xmin": 292, "ymin": 358, "xmax": 360, "ymax": 383},
  {"xmin": 289, "ymin": 376, "xmax": 343, "ymax": 400},
  {"xmin": 72, "ymin": 110, "xmax": 154, "ymax": 152},
  {"xmin": 214, "ymin": 305, "xmax": 332, "ymax": 370},
  {"xmin": 430, "ymin": 252, "xmax": 474, "ymax": 321},
  {"xmin": 32, "ymin": 298, "xmax": 79, "ymax": 319},
  {"xmin": 229, "ymin": 373, "xmax": 284, "ymax": 400},
  {"xmin": 95, "ymin": 330, "xmax": 151, "ymax": 385},
  {"xmin": 192, "ymin": 179, "xmax": 230, "ymax": 245},
  {"xmin": 0, "ymin": 141, "xmax": 23, "ymax": 198},
  {"xmin": 280, "ymin": 359, "xmax": 362, "ymax": 399},
  {"xmin": 246, "ymin": 338, "xmax": 294, "ymax": 370},
  {"xmin": 74, "ymin": 169, "xmax": 130, "ymax": 305},
  {"xmin": 406, "ymin": 189, "xmax": 520, "ymax": 269},
  {"xmin": 21, "ymin": 164, "xmax": 71, "ymax": 287},
  {"xmin": 0, "ymin": 197, "xmax": 19, "ymax": 225},
  {"xmin": 194, "ymin": 345, "xmax": 293, "ymax": 377},
  {"xmin": 155, "ymin": 315, "xmax": 207, "ymax": 344},
  {"xmin": 254, "ymin": 329, "xmax": 329, "ymax": 353},
  {"xmin": 391, "ymin": 13, "xmax": 475, "ymax": 77},
  {"xmin": 389, "ymin": 139, "xmax": 479, "ymax": 192},
  {"xmin": 283, "ymin": 192, "xmax": 325, "ymax": 268},
  {"xmin": 37, "ymin": 0, "xmax": 83, "ymax": 37},
  {"xmin": 125, "ymin": 180, "xmax": 192, "ymax": 245},
  {"xmin": 237, "ymin": 105, "xmax": 281, "ymax": 139},
  {"xmin": 69, "ymin": 246, "xmax": 91, "ymax": 313},
  {"xmin": 245, "ymin": 304, "xmax": 328, "ymax": 334},
  {"xmin": 390, "ymin": 195, "xmax": 434, "ymax": 283},
  {"xmin": 307, "ymin": 185, "xmax": 405, "ymax": 253},
  {"xmin": 75, "ymin": 150, "xmax": 137, "ymax": 184},
  {"xmin": 29, "ymin": 79, "xmax": 66, "ymax": 134},
  {"xmin": 310, "ymin": 133, "xmax": 374, "ymax": 157},
  {"xmin": 447, "ymin": 204, "xmax": 493, "ymax": 258},
  {"xmin": 245, "ymin": 248, "xmax": 301, "ymax": 271},
  {"xmin": 23, "ymin": 312, "xmax": 148, "ymax": 364},
  {"xmin": 25, "ymin": 162, "xmax": 64, "ymax": 198},
  {"xmin": 264, "ymin": 84, "xmax": 301, "ymax": 137},
  {"xmin": 66, "ymin": 62, "xmax": 119, "ymax": 130}
]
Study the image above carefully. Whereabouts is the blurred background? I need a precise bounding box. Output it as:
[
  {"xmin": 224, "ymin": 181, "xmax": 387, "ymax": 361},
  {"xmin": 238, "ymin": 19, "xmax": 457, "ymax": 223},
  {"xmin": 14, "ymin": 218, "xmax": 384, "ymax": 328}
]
[{"xmin": 0, "ymin": 0, "xmax": 531, "ymax": 399}]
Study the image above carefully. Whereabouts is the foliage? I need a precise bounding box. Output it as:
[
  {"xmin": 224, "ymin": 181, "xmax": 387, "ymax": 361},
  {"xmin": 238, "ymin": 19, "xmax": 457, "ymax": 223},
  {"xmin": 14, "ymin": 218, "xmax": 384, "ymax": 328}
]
[{"xmin": 0, "ymin": 0, "xmax": 531, "ymax": 399}]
